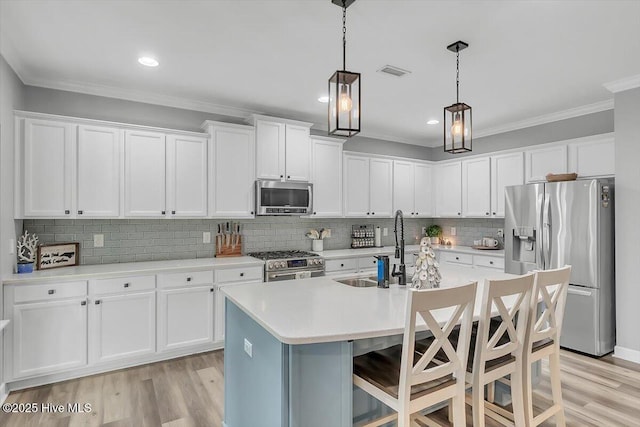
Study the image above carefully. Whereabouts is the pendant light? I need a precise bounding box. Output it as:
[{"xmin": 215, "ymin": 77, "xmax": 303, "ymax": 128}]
[
  {"xmin": 444, "ymin": 40, "xmax": 472, "ymax": 153},
  {"xmin": 328, "ymin": 0, "xmax": 360, "ymax": 137}
]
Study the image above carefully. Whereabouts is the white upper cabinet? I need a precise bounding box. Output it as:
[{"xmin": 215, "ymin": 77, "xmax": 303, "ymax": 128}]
[
  {"xmin": 207, "ymin": 122, "xmax": 256, "ymax": 218},
  {"xmin": 284, "ymin": 124, "xmax": 311, "ymax": 181},
  {"xmin": 490, "ymin": 152, "xmax": 524, "ymax": 217},
  {"xmin": 525, "ymin": 145, "xmax": 567, "ymax": 182},
  {"xmin": 393, "ymin": 161, "xmax": 433, "ymax": 217},
  {"xmin": 23, "ymin": 118, "xmax": 75, "ymax": 217},
  {"xmin": 254, "ymin": 116, "xmax": 312, "ymax": 182},
  {"xmin": 369, "ymin": 158, "xmax": 393, "ymax": 217},
  {"xmin": 434, "ymin": 162, "xmax": 462, "ymax": 217},
  {"xmin": 124, "ymin": 130, "xmax": 167, "ymax": 217},
  {"xmin": 462, "ymin": 157, "xmax": 491, "ymax": 217},
  {"xmin": 167, "ymin": 134, "xmax": 208, "ymax": 217},
  {"xmin": 311, "ymin": 136, "xmax": 344, "ymax": 217},
  {"xmin": 567, "ymin": 135, "xmax": 614, "ymax": 177},
  {"xmin": 343, "ymin": 155, "xmax": 371, "ymax": 217},
  {"xmin": 413, "ymin": 163, "xmax": 433, "ymax": 217},
  {"xmin": 77, "ymin": 125, "xmax": 122, "ymax": 217},
  {"xmin": 393, "ymin": 160, "xmax": 415, "ymax": 215}
]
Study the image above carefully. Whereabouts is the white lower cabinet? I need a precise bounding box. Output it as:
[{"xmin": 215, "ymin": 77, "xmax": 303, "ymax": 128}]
[
  {"xmin": 89, "ymin": 291, "xmax": 156, "ymax": 364},
  {"xmin": 11, "ymin": 294, "xmax": 88, "ymax": 379}
]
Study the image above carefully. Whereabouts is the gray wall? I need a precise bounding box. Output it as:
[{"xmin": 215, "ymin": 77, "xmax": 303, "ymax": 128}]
[
  {"xmin": 22, "ymin": 217, "xmax": 503, "ymax": 265},
  {"xmin": 314, "ymin": 131, "xmax": 431, "ymax": 161},
  {"xmin": 428, "ymin": 110, "xmax": 614, "ymax": 161},
  {"xmin": 1, "ymin": 56, "xmax": 24, "ymax": 276},
  {"xmin": 613, "ymin": 87, "xmax": 640, "ymax": 361}
]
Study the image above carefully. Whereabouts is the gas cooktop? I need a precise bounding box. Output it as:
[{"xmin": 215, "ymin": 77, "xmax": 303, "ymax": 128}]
[{"xmin": 247, "ymin": 250, "xmax": 320, "ymax": 260}]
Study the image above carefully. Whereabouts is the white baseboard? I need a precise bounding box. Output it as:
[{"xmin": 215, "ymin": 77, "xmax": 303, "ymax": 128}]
[
  {"xmin": 0, "ymin": 383, "xmax": 8, "ymax": 404},
  {"xmin": 614, "ymin": 345, "xmax": 640, "ymax": 364}
]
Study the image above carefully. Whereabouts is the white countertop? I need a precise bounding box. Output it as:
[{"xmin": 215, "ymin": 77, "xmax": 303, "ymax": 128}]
[
  {"xmin": 317, "ymin": 244, "xmax": 504, "ymax": 259},
  {"xmin": 3, "ymin": 256, "xmax": 264, "ymax": 285},
  {"xmin": 222, "ymin": 265, "xmax": 517, "ymax": 345}
]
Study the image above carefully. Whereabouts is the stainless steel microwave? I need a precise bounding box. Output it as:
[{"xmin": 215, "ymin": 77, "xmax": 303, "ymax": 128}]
[{"xmin": 255, "ymin": 180, "xmax": 313, "ymax": 216}]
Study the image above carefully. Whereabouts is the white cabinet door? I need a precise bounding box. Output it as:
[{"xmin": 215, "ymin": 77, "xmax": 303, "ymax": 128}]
[
  {"xmin": 414, "ymin": 163, "xmax": 433, "ymax": 217},
  {"xmin": 158, "ymin": 286, "xmax": 215, "ymax": 351},
  {"xmin": 89, "ymin": 291, "xmax": 155, "ymax": 364},
  {"xmin": 77, "ymin": 125, "xmax": 122, "ymax": 217},
  {"xmin": 491, "ymin": 152, "xmax": 524, "ymax": 217},
  {"xmin": 369, "ymin": 158, "xmax": 393, "ymax": 217},
  {"xmin": 462, "ymin": 157, "xmax": 491, "ymax": 217},
  {"xmin": 311, "ymin": 138, "xmax": 343, "ymax": 217},
  {"xmin": 344, "ymin": 155, "xmax": 370, "ymax": 217},
  {"xmin": 434, "ymin": 162, "xmax": 462, "ymax": 217},
  {"xmin": 284, "ymin": 124, "xmax": 311, "ymax": 181},
  {"xmin": 568, "ymin": 137, "xmax": 615, "ymax": 177},
  {"xmin": 12, "ymin": 298, "xmax": 87, "ymax": 378},
  {"xmin": 255, "ymin": 120, "xmax": 285, "ymax": 180},
  {"xmin": 393, "ymin": 160, "xmax": 415, "ymax": 215},
  {"xmin": 23, "ymin": 119, "xmax": 75, "ymax": 217},
  {"xmin": 525, "ymin": 145, "xmax": 567, "ymax": 182},
  {"xmin": 209, "ymin": 124, "xmax": 255, "ymax": 217},
  {"xmin": 124, "ymin": 130, "xmax": 166, "ymax": 216},
  {"xmin": 167, "ymin": 134, "xmax": 208, "ymax": 217}
]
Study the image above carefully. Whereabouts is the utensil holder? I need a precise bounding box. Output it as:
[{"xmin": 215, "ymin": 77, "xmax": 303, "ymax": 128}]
[{"xmin": 312, "ymin": 239, "xmax": 323, "ymax": 252}]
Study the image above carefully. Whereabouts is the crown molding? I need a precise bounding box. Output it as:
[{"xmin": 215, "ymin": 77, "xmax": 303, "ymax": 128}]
[
  {"xmin": 603, "ymin": 74, "xmax": 640, "ymax": 93},
  {"xmin": 20, "ymin": 75, "xmax": 260, "ymax": 120}
]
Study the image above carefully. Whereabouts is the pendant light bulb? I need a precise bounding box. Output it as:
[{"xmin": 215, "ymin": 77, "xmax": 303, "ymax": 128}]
[
  {"xmin": 339, "ymin": 91, "xmax": 353, "ymax": 112},
  {"xmin": 451, "ymin": 114, "xmax": 462, "ymax": 137}
]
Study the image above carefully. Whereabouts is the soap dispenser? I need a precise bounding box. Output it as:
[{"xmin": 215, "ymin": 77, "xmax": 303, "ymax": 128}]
[{"xmin": 374, "ymin": 255, "xmax": 390, "ymax": 288}]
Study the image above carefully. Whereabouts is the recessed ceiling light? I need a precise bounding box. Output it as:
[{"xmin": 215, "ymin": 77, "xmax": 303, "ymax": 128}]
[
  {"xmin": 427, "ymin": 119, "xmax": 440, "ymax": 125},
  {"xmin": 318, "ymin": 96, "xmax": 329, "ymax": 103},
  {"xmin": 138, "ymin": 56, "xmax": 159, "ymax": 67}
]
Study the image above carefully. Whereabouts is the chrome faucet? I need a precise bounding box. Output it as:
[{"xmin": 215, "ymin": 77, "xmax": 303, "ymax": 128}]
[{"xmin": 392, "ymin": 210, "xmax": 406, "ymax": 286}]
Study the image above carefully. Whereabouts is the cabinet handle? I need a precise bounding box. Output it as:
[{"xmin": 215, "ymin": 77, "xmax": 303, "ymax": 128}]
[
  {"xmin": 210, "ymin": 288, "xmax": 215, "ymax": 292},
  {"xmin": 95, "ymin": 300, "xmax": 101, "ymax": 305},
  {"xmin": 455, "ymin": 257, "xmax": 459, "ymax": 260},
  {"xmin": 486, "ymin": 212, "xmax": 489, "ymax": 215},
  {"xmin": 81, "ymin": 301, "xmax": 87, "ymax": 306},
  {"xmin": 287, "ymin": 175, "xmax": 290, "ymax": 179},
  {"xmin": 240, "ymin": 272, "xmax": 244, "ymax": 277},
  {"xmin": 78, "ymin": 210, "xmax": 83, "ymax": 215},
  {"xmin": 250, "ymin": 211, "xmax": 254, "ymax": 215},
  {"xmin": 489, "ymin": 261, "xmax": 494, "ymax": 265},
  {"xmin": 124, "ymin": 283, "xmax": 130, "ymax": 288},
  {"xmin": 48, "ymin": 289, "xmax": 55, "ymax": 295},
  {"xmin": 366, "ymin": 212, "xmax": 370, "ymax": 215},
  {"xmin": 493, "ymin": 212, "xmax": 496, "ymax": 215},
  {"xmin": 187, "ymin": 277, "xmax": 192, "ymax": 282},
  {"xmin": 341, "ymin": 263, "xmax": 344, "ymax": 267},
  {"xmin": 458, "ymin": 212, "xmax": 461, "ymax": 216},
  {"xmin": 371, "ymin": 212, "xmax": 375, "ymax": 215},
  {"xmin": 313, "ymin": 211, "xmax": 317, "ymax": 215},
  {"xmin": 172, "ymin": 210, "xmax": 176, "ymax": 215},
  {"xmin": 161, "ymin": 210, "xmax": 166, "ymax": 215},
  {"xmin": 64, "ymin": 210, "xmax": 70, "ymax": 215},
  {"xmin": 416, "ymin": 212, "xmax": 419, "ymax": 215},
  {"xmin": 280, "ymin": 175, "xmax": 284, "ymax": 178}
]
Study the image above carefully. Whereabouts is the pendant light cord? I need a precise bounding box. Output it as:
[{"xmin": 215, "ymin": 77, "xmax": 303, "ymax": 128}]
[
  {"xmin": 342, "ymin": 0, "xmax": 347, "ymax": 71},
  {"xmin": 456, "ymin": 47, "xmax": 460, "ymax": 104}
]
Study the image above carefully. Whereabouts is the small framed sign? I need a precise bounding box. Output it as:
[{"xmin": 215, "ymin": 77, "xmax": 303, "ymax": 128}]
[{"xmin": 37, "ymin": 242, "xmax": 80, "ymax": 270}]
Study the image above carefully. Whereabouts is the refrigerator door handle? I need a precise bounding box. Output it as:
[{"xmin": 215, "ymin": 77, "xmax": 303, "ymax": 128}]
[
  {"xmin": 537, "ymin": 191, "xmax": 545, "ymax": 270},
  {"xmin": 567, "ymin": 287, "xmax": 593, "ymax": 297},
  {"xmin": 543, "ymin": 195, "xmax": 551, "ymax": 269}
]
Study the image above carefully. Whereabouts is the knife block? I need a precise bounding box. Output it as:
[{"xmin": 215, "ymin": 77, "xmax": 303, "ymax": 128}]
[{"xmin": 215, "ymin": 235, "xmax": 243, "ymax": 258}]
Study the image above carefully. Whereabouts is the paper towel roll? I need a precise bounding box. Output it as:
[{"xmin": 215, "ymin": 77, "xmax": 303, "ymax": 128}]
[{"xmin": 375, "ymin": 226, "xmax": 382, "ymax": 247}]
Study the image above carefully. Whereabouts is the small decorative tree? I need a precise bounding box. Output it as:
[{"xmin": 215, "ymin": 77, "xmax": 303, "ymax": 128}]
[
  {"xmin": 17, "ymin": 230, "xmax": 39, "ymax": 273},
  {"xmin": 425, "ymin": 224, "xmax": 442, "ymax": 244},
  {"xmin": 411, "ymin": 237, "xmax": 442, "ymax": 290}
]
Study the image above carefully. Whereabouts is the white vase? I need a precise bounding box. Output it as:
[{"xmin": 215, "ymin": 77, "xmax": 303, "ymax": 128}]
[{"xmin": 312, "ymin": 239, "xmax": 323, "ymax": 252}]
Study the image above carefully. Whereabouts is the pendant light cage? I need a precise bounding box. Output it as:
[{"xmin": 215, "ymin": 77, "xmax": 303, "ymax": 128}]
[
  {"xmin": 444, "ymin": 41, "xmax": 472, "ymax": 154},
  {"xmin": 328, "ymin": 0, "xmax": 360, "ymax": 137}
]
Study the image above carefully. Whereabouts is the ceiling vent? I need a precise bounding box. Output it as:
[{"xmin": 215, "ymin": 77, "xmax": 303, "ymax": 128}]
[{"xmin": 377, "ymin": 65, "xmax": 411, "ymax": 77}]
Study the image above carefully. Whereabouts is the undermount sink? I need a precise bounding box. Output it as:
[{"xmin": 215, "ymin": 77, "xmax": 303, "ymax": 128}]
[{"xmin": 335, "ymin": 278, "xmax": 378, "ymax": 288}]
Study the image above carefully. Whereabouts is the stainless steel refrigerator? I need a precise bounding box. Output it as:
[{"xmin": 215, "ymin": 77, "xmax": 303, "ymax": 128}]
[{"xmin": 504, "ymin": 179, "xmax": 615, "ymax": 356}]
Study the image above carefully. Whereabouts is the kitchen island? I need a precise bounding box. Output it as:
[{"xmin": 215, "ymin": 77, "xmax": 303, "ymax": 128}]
[{"xmin": 222, "ymin": 266, "xmax": 517, "ymax": 427}]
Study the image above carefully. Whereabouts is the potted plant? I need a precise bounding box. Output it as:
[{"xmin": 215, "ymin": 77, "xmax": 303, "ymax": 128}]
[
  {"xmin": 425, "ymin": 225, "xmax": 442, "ymax": 245},
  {"xmin": 17, "ymin": 230, "xmax": 39, "ymax": 273}
]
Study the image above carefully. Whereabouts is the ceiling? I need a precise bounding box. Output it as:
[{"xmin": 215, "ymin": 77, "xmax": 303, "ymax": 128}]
[{"xmin": 1, "ymin": 0, "xmax": 639, "ymax": 147}]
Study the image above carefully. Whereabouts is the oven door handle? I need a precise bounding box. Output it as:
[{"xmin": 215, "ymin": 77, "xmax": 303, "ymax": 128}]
[{"xmin": 268, "ymin": 270, "xmax": 324, "ymax": 280}]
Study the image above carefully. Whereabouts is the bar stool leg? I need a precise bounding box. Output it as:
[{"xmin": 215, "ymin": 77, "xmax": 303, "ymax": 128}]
[
  {"xmin": 472, "ymin": 375, "xmax": 486, "ymax": 427},
  {"xmin": 487, "ymin": 381, "xmax": 496, "ymax": 403},
  {"xmin": 452, "ymin": 379, "xmax": 466, "ymax": 426},
  {"xmin": 549, "ymin": 350, "xmax": 566, "ymax": 427},
  {"xmin": 523, "ymin": 354, "xmax": 534, "ymax": 426},
  {"xmin": 511, "ymin": 358, "xmax": 526, "ymax": 426}
]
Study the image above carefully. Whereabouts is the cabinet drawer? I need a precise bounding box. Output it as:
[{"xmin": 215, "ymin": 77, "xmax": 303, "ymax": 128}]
[
  {"xmin": 357, "ymin": 256, "xmax": 379, "ymax": 272},
  {"xmin": 158, "ymin": 270, "xmax": 214, "ymax": 288},
  {"xmin": 325, "ymin": 258, "xmax": 358, "ymax": 273},
  {"xmin": 440, "ymin": 252, "xmax": 473, "ymax": 265},
  {"xmin": 90, "ymin": 275, "xmax": 155, "ymax": 295},
  {"xmin": 474, "ymin": 255, "xmax": 504, "ymax": 270},
  {"xmin": 215, "ymin": 266, "xmax": 263, "ymax": 284},
  {"xmin": 14, "ymin": 281, "xmax": 87, "ymax": 303}
]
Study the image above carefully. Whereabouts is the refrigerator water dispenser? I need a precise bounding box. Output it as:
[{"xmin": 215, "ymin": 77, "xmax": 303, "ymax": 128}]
[{"xmin": 511, "ymin": 226, "xmax": 537, "ymax": 263}]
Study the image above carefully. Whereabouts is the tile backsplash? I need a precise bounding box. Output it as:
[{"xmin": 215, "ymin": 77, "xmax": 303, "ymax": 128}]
[{"xmin": 22, "ymin": 217, "xmax": 504, "ymax": 265}]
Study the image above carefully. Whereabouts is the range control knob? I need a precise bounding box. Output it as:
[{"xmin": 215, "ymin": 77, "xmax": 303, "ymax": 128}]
[
  {"xmin": 319, "ymin": 259, "xmax": 324, "ymax": 264},
  {"xmin": 268, "ymin": 262, "xmax": 274, "ymax": 269},
  {"xmin": 279, "ymin": 262, "xmax": 287, "ymax": 268}
]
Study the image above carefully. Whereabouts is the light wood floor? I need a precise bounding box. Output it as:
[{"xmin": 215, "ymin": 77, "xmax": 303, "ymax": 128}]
[{"xmin": 1, "ymin": 349, "xmax": 639, "ymax": 427}]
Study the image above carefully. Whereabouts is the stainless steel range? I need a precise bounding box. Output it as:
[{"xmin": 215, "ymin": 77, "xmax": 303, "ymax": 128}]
[{"xmin": 247, "ymin": 250, "xmax": 325, "ymax": 282}]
